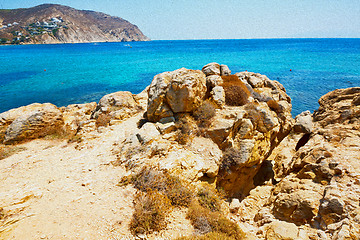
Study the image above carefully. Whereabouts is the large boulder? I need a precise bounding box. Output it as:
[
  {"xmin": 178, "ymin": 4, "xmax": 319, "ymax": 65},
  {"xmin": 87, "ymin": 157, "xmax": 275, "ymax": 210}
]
[
  {"xmin": 3, "ymin": 103, "xmax": 64, "ymax": 144},
  {"xmin": 91, "ymin": 91, "xmax": 141, "ymax": 121},
  {"xmin": 147, "ymin": 68, "xmax": 207, "ymax": 122}
]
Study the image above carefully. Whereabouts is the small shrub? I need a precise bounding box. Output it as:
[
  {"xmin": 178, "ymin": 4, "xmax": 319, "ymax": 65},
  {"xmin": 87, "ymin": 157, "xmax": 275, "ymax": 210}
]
[
  {"xmin": 266, "ymin": 99, "xmax": 282, "ymax": 113},
  {"xmin": 187, "ymin": 201, "xmax": 244, "ymax": 240},
  {"xmin": 130, "ymin": 190, "xmax": 172, "ymax": 235},
  {"xmin": 221, "ymin": 75, "xmax": 250, "ymax": 106},
  {"xmin": 175, "ymin": 116, "xmax": 198, "ymax": 145},
  {"xmin": 120, "ymin": 167, "xmax": 193, "ymax": 207},
  {"xmin": 193, "ymin": 100, "xmax": 217, "ymax": 128},
  {"xmin": 197, "ymin": 185, "xmax": 222, "ymax": 212},
  {"xmin": 95, "ymin": 113, "xmax": 111, "ymax": 128},
  {"xmin": 219, "ymin": 148, "xmax": 245, "ymax": 174}
]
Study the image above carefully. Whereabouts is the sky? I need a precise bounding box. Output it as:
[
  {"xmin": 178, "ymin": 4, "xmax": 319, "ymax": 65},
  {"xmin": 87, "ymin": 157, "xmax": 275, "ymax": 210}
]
[{"xmin": 1, "ymin": 0, "xmax": 360, "ymax": 40}]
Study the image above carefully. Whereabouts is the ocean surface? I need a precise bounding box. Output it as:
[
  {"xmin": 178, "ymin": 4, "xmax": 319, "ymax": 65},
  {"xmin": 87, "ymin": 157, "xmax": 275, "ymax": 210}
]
[{"xmin": 1, "ymin": 38, "xmax": 360, "ymax": 116}]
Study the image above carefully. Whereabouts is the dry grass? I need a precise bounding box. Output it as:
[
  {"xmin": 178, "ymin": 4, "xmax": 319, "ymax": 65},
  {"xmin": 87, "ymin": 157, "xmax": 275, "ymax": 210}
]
[
  {"xmin": 197, "ymin": 185, "xmax": 222, "ymax": 212},
  {"xmin": 186, "ymin": 201, "xmax": 245, "ymax": 240},
  {"xmin": 120, "ymin": 168, "xmax": 194, "ymax": 207},
  {"xmin": 193, "ymin": 100, "xmax": 217, "ymax": 128},
  {"xmin": 95, "ymin": 112, "xmax": 111, "ymax": 128},
  {"xmin": 175, "ymin": 115, "xmax": 199, "ymax": 145},
  {"xmin": 221, "ymin": 75, "xmax": 250, "ymax": 106},
  {"xmin": 219, "ymin": 148, "xmax": 245, "ymax": 174},
  {"xmin": 123, "ymin": 168, "xmax": 195, "ymax": 235},
  {"xmin": 0, "ymin": 145, "xmax": 27, "ymax": 160},
  {"xmin": 130, "ymin": 190, "xmax": 172, "ymax": 235}
]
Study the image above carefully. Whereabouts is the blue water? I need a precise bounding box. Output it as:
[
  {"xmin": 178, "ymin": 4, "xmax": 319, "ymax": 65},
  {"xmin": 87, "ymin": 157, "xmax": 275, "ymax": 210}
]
[{"xmin": 1, "ymin": 39, "xmax": 360, "ymax": 116}]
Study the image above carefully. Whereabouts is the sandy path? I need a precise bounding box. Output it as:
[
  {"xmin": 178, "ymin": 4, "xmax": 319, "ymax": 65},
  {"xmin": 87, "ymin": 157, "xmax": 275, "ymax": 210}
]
[{"xmin": 0, "ymin": 119, "xmax": 138, "ymax": 240}]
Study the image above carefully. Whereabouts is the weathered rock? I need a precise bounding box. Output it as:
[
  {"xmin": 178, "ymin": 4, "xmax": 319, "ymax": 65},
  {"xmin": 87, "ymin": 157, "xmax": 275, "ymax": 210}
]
[
  {"xmin": 61, "ymin": 102, "xmax": 97, "ymax": 135},
  {"xmin": 147, "ymin": 68, "xmax": 207, "ymax": 122},
  {"xmin": 313, "ymin": 87, "xmax": 360, "ymax": 126},
  {"xmin": 201, "ymin": 62, "xmax": 220, "ymax": 76},
  {"xmin": 271, "ymin": 178, "xmax": 323, "ymax": 225},
  {"xmin": 220, "ymin": 64, "xmax": 231, "ymax": 76},
  {"xmin": 210, "ymin": 86, "xmax": 225, "ymax": 108},
  {"xmin": 265, "ymin": 220, "xmax": 300, "ymax": 240},
  {"xmin": 136, "ymin": 122, "xmax": 160, "ymax": 144},
  {"xmin": 206, "ymin": 75, "xmax": 223, "ymax": 89},
  {"xmin": 3, "ymin": 103, "xmax": 64, "ymax": 144},
  {"xmin": 92, "ymin": 91, "xmax": 141, "ymax": 121},
  {"xmin": 166, "ymin": 69, "xmax": 207, "ymax": 113},
  {"xmin": 294, "ymin": 110, "xmax": 313, "ymax": 134}
]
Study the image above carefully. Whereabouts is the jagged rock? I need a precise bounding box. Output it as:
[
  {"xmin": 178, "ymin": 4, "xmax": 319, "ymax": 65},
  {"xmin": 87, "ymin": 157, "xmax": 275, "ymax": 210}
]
[
  {"xmin": 147, "ymin": 68, "xmax": 207, "ymax": 122},
  {"xmin": 91, "ymin": 91, "xmax": 141, "ymax": 121},
  {"xmin": 202, "ymin": 62, "xmax": 220, "ymax": 76},
  {"xmin": 3, "ymin": 103, "xmax": 63, "ymax": 144},
  {"xmin": 294, "ymin": 110, "xmax": 313, "ymax": 134},
  {"xmin": 220, "ymin": 64, "xmax": 231, "ymax": 76},
  {"xmin": 271, "ymin": 178, "xmax": 323, "ymax": 225},
  {"xmin": 313, "ymin": 87, "xmax": 360, "ymax": 126}
]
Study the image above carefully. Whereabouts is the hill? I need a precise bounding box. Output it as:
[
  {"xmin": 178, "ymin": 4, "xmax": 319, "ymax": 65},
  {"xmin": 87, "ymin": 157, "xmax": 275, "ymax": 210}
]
[{"xmin": 0, "ymin": 4, "xmax": 150, "ymax": 44}]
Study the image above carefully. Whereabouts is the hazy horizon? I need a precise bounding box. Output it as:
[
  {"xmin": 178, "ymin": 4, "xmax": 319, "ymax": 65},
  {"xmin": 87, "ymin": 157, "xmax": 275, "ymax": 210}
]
[{"xmin": 1, "ymin": 0, "xmax": 359, "ymax": 40}]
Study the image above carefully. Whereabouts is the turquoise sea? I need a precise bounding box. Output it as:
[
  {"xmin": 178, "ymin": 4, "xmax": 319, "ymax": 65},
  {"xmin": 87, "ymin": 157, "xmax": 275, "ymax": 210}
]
[{"xmin": 1, "ymin": 38, "xmax": 360, "ymax": 116}]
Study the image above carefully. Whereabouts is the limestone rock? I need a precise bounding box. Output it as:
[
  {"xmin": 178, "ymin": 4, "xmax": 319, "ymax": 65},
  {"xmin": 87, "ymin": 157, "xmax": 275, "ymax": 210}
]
[
  {"xmin": 147, "ymin": 68, "xmax": 207, "ymax": 122},
  {"xmin": 201, "ymin": 62, "xmax": 220, "ymax": 76},
  {"xmin": 294, "ymin": 110, "xmax": 313, "ymax": 134},
  {"xmin": 4, "ymin": 103, "xmax": 63, "ymax": 144},
  {"xmin": 220, "ymin": 64, "xmax": 231, "ymax": 76}
]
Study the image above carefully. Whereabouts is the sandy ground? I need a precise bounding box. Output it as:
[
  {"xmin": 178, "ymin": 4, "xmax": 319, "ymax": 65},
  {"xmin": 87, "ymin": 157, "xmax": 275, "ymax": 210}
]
[
  {"xmin": 0, "ymin": 114, "xmax": 194, "ymax": 240},
  {"xmin": 0, "ymin": 116, "xmax": 142, "ymax": 239}
]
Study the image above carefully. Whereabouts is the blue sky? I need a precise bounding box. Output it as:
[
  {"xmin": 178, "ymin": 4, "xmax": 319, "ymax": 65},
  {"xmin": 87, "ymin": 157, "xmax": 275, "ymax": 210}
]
[{"xmin": 1, "ymin": 0, "xmax": 359, "ymax": 40}]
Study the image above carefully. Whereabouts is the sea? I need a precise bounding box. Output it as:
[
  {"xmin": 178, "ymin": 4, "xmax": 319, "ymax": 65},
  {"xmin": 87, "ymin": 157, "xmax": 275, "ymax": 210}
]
[{"xmin": 1, "ymin": 38, "xmax": 360, "ymax": 116}]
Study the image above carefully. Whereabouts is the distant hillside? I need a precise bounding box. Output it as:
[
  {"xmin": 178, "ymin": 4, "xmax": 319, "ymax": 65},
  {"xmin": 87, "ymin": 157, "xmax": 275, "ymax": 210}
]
[{"xmin": 0, "ymin": 4, "xmax": 150, "ymax": 44}]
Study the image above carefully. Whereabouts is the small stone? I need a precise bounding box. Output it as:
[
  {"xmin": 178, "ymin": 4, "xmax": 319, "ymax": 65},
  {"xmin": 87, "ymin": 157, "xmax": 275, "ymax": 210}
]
[{"xmin": 229, "ymin": 198, "xmax": 241, "ymax": 213}]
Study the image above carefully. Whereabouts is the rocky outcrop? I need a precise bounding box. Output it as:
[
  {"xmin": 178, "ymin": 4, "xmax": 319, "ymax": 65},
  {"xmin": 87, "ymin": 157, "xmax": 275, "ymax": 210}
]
[
  {"xmin": 118, "ymin": 63, "xmax": 294, "ymax": 199},
  {"xmin": 243, "ymin": 87, "xmax": 360, "ymax": 239},
  {"xmin": 313, "ymin": 87, "xmax": 360, "ymax": 126},
  {"xmin": 0, "ymin": 90, "xmax": 145, "ymax": 144},
  {"xmin": 147, "ymin": 68, "xmax": 207, "ymax": 122}
]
